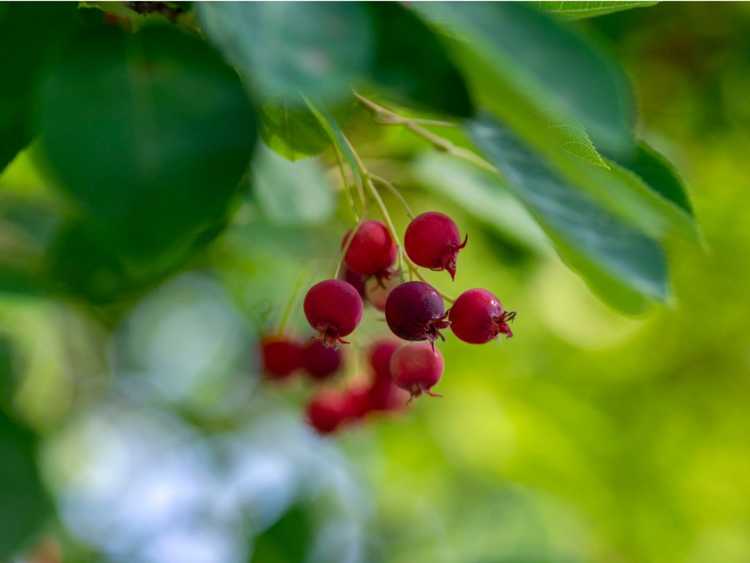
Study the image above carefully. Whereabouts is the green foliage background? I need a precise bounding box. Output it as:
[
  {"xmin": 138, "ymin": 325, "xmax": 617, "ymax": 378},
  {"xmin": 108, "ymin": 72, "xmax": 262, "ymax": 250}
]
[{"xmin": 1, "ymin": 2, "xmax": 749, "ymax": 563}]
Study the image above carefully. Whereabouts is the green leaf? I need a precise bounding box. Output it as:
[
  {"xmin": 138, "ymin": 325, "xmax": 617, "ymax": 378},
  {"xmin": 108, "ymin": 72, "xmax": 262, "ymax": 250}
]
[
  {"xmin": 250, "ymin": 504, "xmax": 314, "ymax": 563},
  {"xmin": 468, "ymin": 115, "xmax": 668, "ymax": 312},
  {"xmin": 0, "ymin": 3, "xmax": 79, "ymax": 172},
  {"xmin": 259, "ymin": 102, "xmax": 331, "ymax": 161},
  {"xmin": 199, "ymin": 3, "xmax": 373, "ymax": 105},
  {"xmin": 367, "ymin": 3, "xmax": 473, "ymax": 118},
  {"xmin": 534, "ymin": 1, "xmax": 658, "ymax": 20},
  {"xmin": 253, "ymin": 144, "xmax": 335, "ymax": 225},
  {"xmin": 413, "ymin": 3, "xmax": 634, "ymax": 155},
  {"xmin": 0, "ymin": 412, "xmax": 51, "ymax": 559},
  {"xmin": 36, "ymin": 24, "xmax": 257, "ymax": 263}
]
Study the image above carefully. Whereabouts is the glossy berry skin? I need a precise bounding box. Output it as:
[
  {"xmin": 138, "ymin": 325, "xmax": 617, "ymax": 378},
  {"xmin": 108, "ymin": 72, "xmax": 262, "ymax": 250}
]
[
  {"xmin": 385, "ymin": 281, "xmax": 449, "ymax": 342},
  {"xmin": 449, "ymin": 288, "xmax": 515, "ymax": 344},
  {"xmin": 261, "ymin": 336, "xmax": 303, "ymax": 380},
  {"xmin": 405, "ymin": 211, "xmax": 467, "ymax": 280},
  {"xmin": 304, "ymin": 279, "xmax": 363, "ymax": 345},
  {"xmin": 307, "ymin": 390, "xmax": 347, "ymax": 434},
  {"xmin": 339, "ymin": 265, "xmax": 366, "ymax": 299},
  {"xmin": 302, "ymin": 339, "xmax": 343, "ymax": 380},
  {"xmin": 343, "ymin": 221, "xmax": 398, "ymax": 278},
  {"xmin": 390, "ymin": 342, "xmax": 444, "ymax": 399}
]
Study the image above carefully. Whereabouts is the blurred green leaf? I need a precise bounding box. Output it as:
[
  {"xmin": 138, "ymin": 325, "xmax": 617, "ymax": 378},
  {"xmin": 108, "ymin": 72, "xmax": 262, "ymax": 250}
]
[
  {"xmin": 0, "ymin": 412, "xmax": 51, "ymax": 559},
  {"xmin": 253, "ymin": 144, "xmax": 335, "ymax": 226},
  {"xmin": 36, "ymin": 24, "xmax": 257, "ymax": 264},
  {"xmin": 534, "ymin": 1, "xmax": 658, "ymax": 20},
  {"xmin": 199, "ymin": 3, "xmax": 373, "ymax": 105},
  {"xmin": 250, "ymin": 504, "xmax": 314, "ymax": 563},
  {"xmin": 260, "ymin": 102, "xmax": 331, "ymax": 161},
  {"xmin": 367, "ymin": 3, "xmax": 473, "ymax": 118},
  {"xmin": 468, "ymin": 115, "xmax": 668, "ymax": 311},
  {"xmin": 414, "ymin": 3, "xmax": 634, "ymax": 155},
  {"xmin": 0, "ymin": 3, "xmax": 78, "ymax": 172}
]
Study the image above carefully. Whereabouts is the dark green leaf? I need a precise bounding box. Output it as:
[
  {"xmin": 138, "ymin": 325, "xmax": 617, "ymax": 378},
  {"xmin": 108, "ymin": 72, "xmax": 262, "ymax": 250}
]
[
  {"xmin": 534, "ymin": 1, "xmax": 658, "ymax": 20},
  {"xmin": 36, "ymin": 24, "xmax": 257, "ymax": 263},
  {"xmin": 260, "ymin": 103, "xmax": 331, "ymax": 161},
  {"xmin": 468, "ymin": 115, "xmax": 668, "ymax": 311},
  {"xmin": 367, "ymin": 3, "xmax": 473, "ymax": 118},
  {"xmin": 199, "ymin": 3, "xmax": 373, "ymax": 105},
  {"xmin": 250, "ymin": 504, "xmax": 314, "ymax": 563},
  {"xmin": 0, "ymin": 412, "xmax": 51, "ymax": 559}
]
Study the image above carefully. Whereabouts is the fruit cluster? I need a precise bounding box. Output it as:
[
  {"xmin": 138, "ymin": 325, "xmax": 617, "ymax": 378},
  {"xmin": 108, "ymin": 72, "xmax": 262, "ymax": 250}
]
[{"xmin": 262, "ymin": 211, "xmax": 515, "ymax": 435}]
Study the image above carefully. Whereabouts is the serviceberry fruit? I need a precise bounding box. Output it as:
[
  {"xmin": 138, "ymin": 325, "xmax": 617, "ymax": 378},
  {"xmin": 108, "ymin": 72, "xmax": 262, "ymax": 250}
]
[
  {"xmin": 341, "ymin": 385, "xmax": 372, "ymax": 421},
  {"xmin": 304, "ymin": 279, "xmax": 363, "ymax": 346},
  {"xmin": 449, "ymin": 288, "xmax": 515, "ymax": 344},
  {"xmin": 343, "ymin": 220, "xmax": 398, "ymax": 279},
  {"xmin": 367, "ymin": 339, "xmax": 408, "ymax": 411},
  {"xmin": 307, "ymin": 390, "xmax": 347, "ymax": 434},
  {"xmin": 385, "ymin": 281, "xmax": 449, "ymax": 342},
  {"xmin": 302, "ymin": 339, "xmax": 343, "ymax": 380},
  {"xmin": 405, "ymin": 211, "xmax": 467, "ymax": 280},
  {"xmin": 390, "ymin": 342, "xmax": 444, "ymax": 399},
  {"xmin": 339, "ymin": 265, "xmax": 366, "ymax": 299},
  {"xmin": 261, "ymin": 335, "xmax": 303, "ymax": 380}
]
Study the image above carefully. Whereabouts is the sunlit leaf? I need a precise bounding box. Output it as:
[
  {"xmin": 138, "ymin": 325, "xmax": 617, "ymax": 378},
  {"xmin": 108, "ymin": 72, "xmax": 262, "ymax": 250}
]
[{"xmin": 534, "ymin": 1, "xmax": 658, "ymax": 20}]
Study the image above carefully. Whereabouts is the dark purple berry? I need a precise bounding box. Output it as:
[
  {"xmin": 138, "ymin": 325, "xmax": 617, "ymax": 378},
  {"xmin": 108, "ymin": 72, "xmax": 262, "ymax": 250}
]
[{"xmin": 385, "ymin": 281, "xmax": 449, "ymax": 342}]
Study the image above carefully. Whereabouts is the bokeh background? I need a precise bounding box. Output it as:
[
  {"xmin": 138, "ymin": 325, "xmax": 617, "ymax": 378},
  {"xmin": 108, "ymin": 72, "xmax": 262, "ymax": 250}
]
[{"xmin": 2, "ymin": 3, "xmax": 750, "ymax": 563}]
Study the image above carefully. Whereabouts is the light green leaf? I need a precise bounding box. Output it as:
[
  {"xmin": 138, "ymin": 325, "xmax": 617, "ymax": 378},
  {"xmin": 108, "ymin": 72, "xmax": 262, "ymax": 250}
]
[
  {"xmin": 199, "ymin": 3, "xmax": 373, "ymax": 105},
  {"xmin": 534, "ymin": 1, "xmax": 658, "ymax": 20},
  {"xmin": 253, "ymin": 144, "xmax": 335, "ymax": 226}
]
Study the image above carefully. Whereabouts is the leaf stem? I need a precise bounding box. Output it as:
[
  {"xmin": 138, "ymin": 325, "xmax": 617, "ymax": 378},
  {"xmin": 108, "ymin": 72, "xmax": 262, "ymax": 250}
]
[{"xmin": 370, "ymin": 174, "xmax": 415, "ymax": 219}]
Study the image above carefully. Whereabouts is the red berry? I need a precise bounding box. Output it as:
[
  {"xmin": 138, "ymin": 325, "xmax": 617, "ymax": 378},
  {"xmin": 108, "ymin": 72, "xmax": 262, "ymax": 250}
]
[
  {"xmin": 366, "ymin": 339, "xmax": 408, "ymax": 410},
  {"xmin": 261, "ymin": 336, "xmax": 303, "ymax": 380},
  {"xmin": 339, "ymin": 265, "xmax": 367, "ymax": 299},
  {"xmin": 405, "ymin": 211, "xmax": 467, "ymax": 280},
  {"xmin": 342, "ymin": 221, "xmax": 397, "ymax": 278},
  {"xmin": 365, "ymin": 271, "xmax": 401, "ymax": 312},
  {"xmin": 302, "ymin": 339, "xmax": 343, "ymax": 380},
  {"xmin": 304, "ymin": 279, "xmax": 363, "ymax": 346},
  {"xmin": 341, "ymin": 385, "xmax": 372, "ymax": 421},
  {"xmin": 385, "ymin": 281, "xmax": 449, "ymax": 342},
  {"xmin": 307, "ymin": 390, "xmax": 347, "ymax": 434},
  {"xmin": 390, "ymin": 342, "xmax": 444, "ymax": 399},
  {"xmin": 449, "ymin": 288, "xmax": 515, "ymax": 344}
]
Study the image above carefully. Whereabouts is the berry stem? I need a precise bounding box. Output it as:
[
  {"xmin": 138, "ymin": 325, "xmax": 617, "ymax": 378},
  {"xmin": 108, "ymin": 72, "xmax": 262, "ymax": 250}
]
[
  {"xmin": 370, "ymin": 174, "xmax": 415, "ymax": 219},
  {"xmin": 277, "ymin": 269, "xmax": 309, "ymax": 335},
  {"xmin": 334, "ymin": 219, "xmax": 362, "ymax": 279},
  {"xmin": 405, "ymin": 260, "xmax": 455, "ymax": 304}
]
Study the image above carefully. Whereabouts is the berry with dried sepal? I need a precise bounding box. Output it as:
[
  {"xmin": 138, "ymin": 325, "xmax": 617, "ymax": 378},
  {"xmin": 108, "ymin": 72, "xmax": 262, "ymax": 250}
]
[
  {"xmin": 304, "ymin": 279, "xmax": 364, "ymax": 346},
  {"xmin": 385, "ymin": 281, "xmax": 449, "ymax": 342},
  {"xmin": 390, "ymin": 342, "xmax": 444, "ymax": 399},
  {"xmin": 343, "ymin": 221, "xmax": 398, "ymax": 279},
  {"xmin": 449, "ymin": 288, "xmax": 515, "ymax": 344},
  {"xmin": 302, "ymin": 339, "xmax": 343, "ymax": 381},
  {"xmin": 261, "ymin": 335, "xmax": 303, "ymax": 380},
  {"xmin": 405, "ymin": 211, "xmax": 467, "ymax": 280}
]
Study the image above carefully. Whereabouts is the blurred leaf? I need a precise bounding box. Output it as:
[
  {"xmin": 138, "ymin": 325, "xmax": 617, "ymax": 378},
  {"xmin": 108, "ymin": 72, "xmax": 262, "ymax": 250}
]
[
  {"xmin": 0, "ymin": 3, "xmax": 78, "ymax": 172},
  {"xmin": 534, "ymin": 1, "xmax": 658, "ymax": 20},
  {"xmin": 0, "ymin": 412, "xmax": 51, "ymax": 559},
  {"xmin": 260, "ymin": 102, "xmax": 331, "ymax": 161},
  {"xmin": 253, "ymin": 144, "xmax": 335, "ymax": 225},
  {"xmin": 468, "ymin": 115, "xmax": 668, "ymax": 311},
  {"xmin": 199, "ymin": 3, "xmax": 373, "ymax": 105},
  {"xmin": 36, "ymin": 24, "xmax": 257, "ymax": 263},
  {"xmin": 250, "ymin": 504, "xmax": 314, "ymax": 563},
  {"xmin": 414, "ymin": 3, "xmax": 634, "ymax": 155},
  {"xmin": 367, "ymin": 3, "xmax": 473, "ymax": 118},
  {"xmin": 0, "ymin": 336, "xmax": 15, "ymax": 412}
]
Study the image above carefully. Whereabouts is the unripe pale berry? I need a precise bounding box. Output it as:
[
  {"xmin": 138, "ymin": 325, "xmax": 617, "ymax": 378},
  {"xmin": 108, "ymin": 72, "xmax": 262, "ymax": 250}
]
[
  {"xmin": 405, "ymin": 211, "xmax": 467, "ymax": 280},
  {"xmin": 343, "ymin": 221, "xmax": 398, "ymax": 278},
  {"xmin": 385, "ymin": 281, "xmax": 449, "ymax": 342},
  {"xmin": 261, "ymin": 336, "xmax": 303, "ymax": 380},
  {"xmin": 302, "ymin": 339, "xmax": 343, "ymax": 380},
  {"xmin": 307, "ymin": 390, "xmax": 347, "ymax": 434},
  {"xmin": 304, "ymin": 279, "xmax": 363, "ymax": 346},
  {"xmin": 390, "ymin": 342, "xmax": 444, "ymax": 399},
  {"xmin": 449, "ymin": 288, "xmax": 515, "ymax": 344}
]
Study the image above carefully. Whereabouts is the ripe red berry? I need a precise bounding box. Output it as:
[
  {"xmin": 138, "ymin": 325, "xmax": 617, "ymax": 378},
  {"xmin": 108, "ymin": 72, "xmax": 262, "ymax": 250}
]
[
  {"xmin": 365, "ymin": 271, "xmax": 401, "ymax": 312},
  {"xmin": 339, "ymin": 265, "xmax": 366, "ymax": 299},
  {"xmin": 341, "ymin": 385, "xmax": 372, "ymax": 421},
  {"xmin": 304, "ymin": 279, "xmax": 363, "ymax": 346},
  {"xmin": 385, "ymin": 281, "xmax": 449, "ymax": 342},
  {"xmin": 390, "ymin": 342, "xmax": 444, "ymax": 399},
  {"xmin": 307, "ymin": 390, "xmax": 347, "ymax": 434},
  {"xmin": 342, "ymin": 220, "xmax": 398, "ymax": 278},
  {"xmin": 449, "ymin": 288, "xmax": 515, "ymax": 344},
  {"xmin": 302, "ymin": 339, "xmax": 343, "ymax": 380},
  {"xmin": 261, "ymin": 336, "xmax": 303, "ymax": 380},
  {"xmin": 405, "ymin": 211, "xmax": 467, "ymax": 280}
]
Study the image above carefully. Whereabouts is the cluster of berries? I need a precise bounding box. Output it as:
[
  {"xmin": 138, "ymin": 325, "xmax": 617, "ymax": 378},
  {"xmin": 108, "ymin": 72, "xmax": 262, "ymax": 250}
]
[{"xmin": 262, "ymin": 211, "xmax": 515, "ymax": 434}]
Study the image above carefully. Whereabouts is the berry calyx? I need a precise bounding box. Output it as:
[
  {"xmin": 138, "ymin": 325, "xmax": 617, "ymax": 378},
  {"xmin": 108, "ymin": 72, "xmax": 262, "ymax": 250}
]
[
  {"xmin": 343, "ymin": 220, "xmax": 398, "ymax": 279},
  {"xmin": 261, "ymin": 336, "xmax": 303, "ymax": 380},
  {"xmin": 448, "ymin": 288, "xmax": 515, "ymax": 344},
  {"xmin": 405, "ymin": 211, "xmax": 467, "ymax": 280},
  {"xmin": 302, "ymin": 339, "xmax": 343, "ymax": 380},
  {"xmin": 385, "ymin": 281, "xmax": 449, "ymax": 342},
  {"xmin": 304, "ymin": 279, "xmax": 364, "ymax": 346},
  {"xmin": 306, "ymin": 390, "xmax": 347, "ymax": 434},
  {"xmin": 390, "ymin": 342, "xmax": 444, "ymax": 399}
]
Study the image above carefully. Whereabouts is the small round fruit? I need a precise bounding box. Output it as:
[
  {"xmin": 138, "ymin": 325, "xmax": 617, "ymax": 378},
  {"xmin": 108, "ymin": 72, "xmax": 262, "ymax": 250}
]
[
  {"xmin": 385, "ymin": 281, "xmax": 448, "ymax": 342},
  {"xmin": 307, "ymin": 390, "xmax": 346, "ymax": 434},
  {"xmin": 365, "ymin": 271, "xmax": 401, "ymax": 312},
  {"xmin": 304, "ymin": 279, "xmax": 364, "ymax": 345},
  {"xmin": 343, "ymin": 221, "xmax": 398, "ymax": 277},
  {"xmin": 341, "ymin": 385, "xmax": 372, "ymax": 421},
  {"xmin": 405, "ymin": 211, "xmax": 467, "ymax": 280},
  {"xmin": 449, "ymin": 288, "xmax": 515, "ymax": 344},
  {"xmin": 366, "ymin": 339, "xmax": 407, "ymax": 410},
  {"xmin": 261, "ymin": 336, "xmax": 303, "ymax": 380},
  {"xmin": 339, "ymin": 265, "xmax": 366, "ymax": 299},
  {"xmin": 302, "ymin": 339, "xmax": 343, "ymax": 380},
  {"xmin": 390, "ymin": 342, "xmax": 444, "ymax": 399}
]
